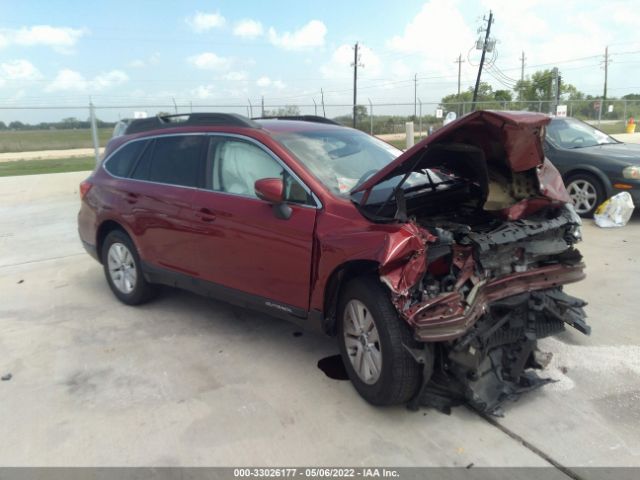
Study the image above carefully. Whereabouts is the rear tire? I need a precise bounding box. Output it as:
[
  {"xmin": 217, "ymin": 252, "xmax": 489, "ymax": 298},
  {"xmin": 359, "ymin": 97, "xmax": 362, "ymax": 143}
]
[
  {"xmin": 101, "ymin": 230, "xmax": 156, "ymax": 305},
  {"xmin": 337, "ymin": 276, "xmax": 425, "ymax": 406}
]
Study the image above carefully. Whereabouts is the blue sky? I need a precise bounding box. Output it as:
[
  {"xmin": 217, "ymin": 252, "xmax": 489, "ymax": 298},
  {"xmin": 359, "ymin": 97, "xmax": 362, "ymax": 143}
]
[{"xmin": 1, "ymin": 0, "xmax": 640, "ymax": 122}]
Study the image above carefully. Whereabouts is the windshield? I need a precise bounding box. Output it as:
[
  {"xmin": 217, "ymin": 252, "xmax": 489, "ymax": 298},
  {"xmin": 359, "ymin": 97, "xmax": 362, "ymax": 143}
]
[
  {"xmin": 546, "ymin": 117, "xmax": 617, "ymax": 149},
  {"xmin": 275, "ymin": 129, "xmax": 401, "ymax": 196}
]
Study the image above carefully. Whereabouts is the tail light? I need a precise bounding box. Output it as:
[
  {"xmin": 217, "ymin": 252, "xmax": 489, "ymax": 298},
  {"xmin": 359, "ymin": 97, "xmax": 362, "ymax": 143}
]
[{"xmin": 79, "ymin": 179, "xmax": 93, "ymax": 199}]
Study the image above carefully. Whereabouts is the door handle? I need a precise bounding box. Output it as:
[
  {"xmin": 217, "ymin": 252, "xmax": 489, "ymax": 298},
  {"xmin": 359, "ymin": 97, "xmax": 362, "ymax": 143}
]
[{"xmin": 195, "ymin": 207, "xmax": 216, "ymax": 222}]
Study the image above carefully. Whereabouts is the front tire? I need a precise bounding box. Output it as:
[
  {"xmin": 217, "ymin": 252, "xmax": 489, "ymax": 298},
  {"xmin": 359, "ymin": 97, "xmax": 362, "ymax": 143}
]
[
  {"xmin": 566, "ymin": 172, "xmax": 605, "ymax": 217},
  {"xmin": 337, "ymin": 276, "xmax": 425, "ymax": 406},
  {"xmin": 102, "ymin": 230, "xmax": 156, "ymax": 305}
]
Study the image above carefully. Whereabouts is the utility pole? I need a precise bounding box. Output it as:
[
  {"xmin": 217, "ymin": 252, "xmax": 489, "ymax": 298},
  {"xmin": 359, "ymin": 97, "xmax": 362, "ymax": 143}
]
[
  {"xmin": 455, "ymin": 54, "xmax": 464, "ymax": 97},
  {"xmin": 313, "ymin": 98, "xmax": 317, "ymax": 116},
  {"xmin": 556, "ymin": 73, "xmax": 562, "ymax": 107},
  {"xmin": 551, "ymin": 67, "xmax": 559, "ymax": 113},
  {"xmin": 520, "ymin": 51, "xmax": 526, "ymax": 82},
  {"xmin": 413, "ymin": 73, "xmax": 418, "ymax": 119},
  {"xmin": 261, "ymin": 95, "xmax": 265, "ymax": 117},
  {"xmin": 247, "ymin": 98, "xmax": 253, "ymax": 117},
  {"xmin": 351, "ymin": 42, "xmax": 363, "ymax": 128},
  {"xmin": 603, "ymin": 46, "xmax": 611, "ymax": 100},
  {"xmin": 472, "ymin": 11, "xmax": 494, "ymax": 110},
  {"xmin": 454, "ymin": 54, "xmax": 464, "ymax": 115},
  {"xmin": 320, "ymin": 88, "xmax": 326, "ymax": 117}
]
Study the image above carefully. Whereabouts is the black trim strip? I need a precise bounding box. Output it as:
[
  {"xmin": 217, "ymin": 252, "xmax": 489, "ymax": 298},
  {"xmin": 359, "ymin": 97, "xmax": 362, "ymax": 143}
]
[{"xmin": 141, "ymin": 262, "xmax": 322, "ymax": 329}]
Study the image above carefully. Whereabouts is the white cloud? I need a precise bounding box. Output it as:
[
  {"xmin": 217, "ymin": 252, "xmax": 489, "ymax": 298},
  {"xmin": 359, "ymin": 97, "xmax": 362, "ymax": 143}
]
[
  {"xmin": 45, "ymin": 68, "xmax": 128, "ymax": 92},
  {"xmin": 321, "ymin": 44, "xmax": 382, "ymax": 79},
  {"xmin": 233, "ymin": 19, "xmax": 263, "ymax": 38},
  {"xmin": 256, "ymin": 76, "xmax": 286, "ymax": 90},
  {"xmin": 186, "ymin": 12, "xmax": 226, "ymax": 33},
  {"xmin": 0, "ymin": 25, "xmax": 87, "ymax": 52},
  {"xmin": 0, "ymin": 59, "xmax": 41, "ymax": 81},
  {"xmin": 187, "ymin": 52, "xmax": 232, "ymax": 70},
  {"xmin": 387, "ymin": 0, "xmax": 475, "ymax": 77},
  {"xmin": 268, "ymin": 20, "xmax": 326, "ymax": 50},
  {"xmin": 224, "ymin": 71, "xmax": 248, "ymax": 81},
  {"xmin": 192, "ymin": 84, "xmax": 216, "ymax": 99},
  {"xmin": 256, "ymin": 76, "xmax": 271, "ymax": 87},
  {"xmin": 93, "ymin": 70, "xmax": 128, "ymax": 90}
]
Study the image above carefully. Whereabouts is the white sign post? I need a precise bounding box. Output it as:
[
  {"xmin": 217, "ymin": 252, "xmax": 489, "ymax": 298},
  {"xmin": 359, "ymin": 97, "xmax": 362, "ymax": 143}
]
[
  {"xmin": 435, "ymin": 108, "xmax": 443, "ymax": 119},
  {"xmin": 556, "ymin": 105, "xmax": 567, "ymax": 117}
]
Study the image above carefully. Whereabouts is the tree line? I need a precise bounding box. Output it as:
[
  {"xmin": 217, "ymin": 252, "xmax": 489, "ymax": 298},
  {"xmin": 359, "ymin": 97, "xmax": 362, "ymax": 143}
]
[
  {"xmin": 440, "ymin": 68, "xmax": 640, "ymax": 120},
  {"xmin": 0, "ymin": 117, "xmax": 116, "ymax": 131}
]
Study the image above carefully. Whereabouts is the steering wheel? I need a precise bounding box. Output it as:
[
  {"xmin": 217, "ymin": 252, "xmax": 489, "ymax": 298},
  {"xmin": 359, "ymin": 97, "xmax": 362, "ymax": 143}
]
[{"xmin": 355, "ymin": 169, "xmax": 379, "ymax": 188}]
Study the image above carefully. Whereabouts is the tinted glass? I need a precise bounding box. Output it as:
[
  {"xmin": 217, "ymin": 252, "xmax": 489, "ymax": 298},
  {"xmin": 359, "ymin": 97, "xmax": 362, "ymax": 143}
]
[
  {"xmin": 134, "ymin": 135, "xmax": 205, "ymax": 187},
  {"xmin": 105, "ymin": 140, "xmax": 146, "ymax": 177},
  {"xmin": 131, "ymin": 140, "xmax": 154, "ymax": 180},
  {"xmin": 546, "ymin": 118, "xmax": 617, "ymax": 149}
]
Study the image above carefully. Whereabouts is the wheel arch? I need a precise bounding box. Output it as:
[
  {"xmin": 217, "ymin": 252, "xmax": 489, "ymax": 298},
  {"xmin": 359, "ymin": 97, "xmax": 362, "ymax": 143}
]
[
  {"xmin": 321, "ymin": 259, "xmax": 381, "ymax": 336},
  {"xmin": 96, "ymin": 219, "xmax": 138, "ymax": 263},
  {"xmin": 563, "ymin": 165, "xmax": 613, "ymax": 199}
]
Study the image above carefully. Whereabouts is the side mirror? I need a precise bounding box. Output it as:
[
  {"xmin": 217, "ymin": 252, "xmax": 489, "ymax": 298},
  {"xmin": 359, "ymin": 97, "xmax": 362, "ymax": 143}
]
[
  {"xmin": 254, "ymin": 178, "xmax": 291, "ymax": 220},
  {"xmin": 255, "ymin": 178, "xmax": 284, "ymax": 204}
]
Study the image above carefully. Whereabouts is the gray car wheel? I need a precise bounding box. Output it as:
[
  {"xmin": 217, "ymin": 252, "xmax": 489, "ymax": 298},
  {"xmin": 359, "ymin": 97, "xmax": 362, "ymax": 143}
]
[
  {"xmin": 102, "ymin": 229, "xmax": 157, "ymax": 305},
  {"xmin": 565, "ymin": 172, "xmax": 604, "ymax": 217}
]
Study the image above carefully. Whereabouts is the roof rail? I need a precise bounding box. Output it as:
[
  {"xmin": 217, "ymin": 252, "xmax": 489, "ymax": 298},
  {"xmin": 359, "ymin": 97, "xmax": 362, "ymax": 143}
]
[
  {"xmin": 124, "ymin": 112, "xmax": 261, "ymax": 135},
  {"xmin": 252, "ymin": 115, "xmax": 341, "ymax": 126}
]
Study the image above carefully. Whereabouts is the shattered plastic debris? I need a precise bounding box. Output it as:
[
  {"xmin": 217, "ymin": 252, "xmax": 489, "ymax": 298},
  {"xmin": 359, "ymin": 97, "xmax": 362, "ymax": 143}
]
[{"xmin": 594, "ymin": 192, "xmax": 635, "ymax": 228}]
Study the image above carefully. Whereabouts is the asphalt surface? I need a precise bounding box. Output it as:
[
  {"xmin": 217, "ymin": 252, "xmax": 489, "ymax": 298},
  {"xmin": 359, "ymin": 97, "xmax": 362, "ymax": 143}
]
[{"xmin": 1, "ymin": 171, "xmax": 639, "ymax": 474}]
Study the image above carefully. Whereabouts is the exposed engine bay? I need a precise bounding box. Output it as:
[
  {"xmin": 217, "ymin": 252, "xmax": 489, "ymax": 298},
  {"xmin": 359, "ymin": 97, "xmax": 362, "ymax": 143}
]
[
  {"xmin": 353, "ymin": 134, "xmax": 590, "ymax": 415},
  {"xmin": 405, "ymin": 205, "xmax": 589, "ymax": 415}
]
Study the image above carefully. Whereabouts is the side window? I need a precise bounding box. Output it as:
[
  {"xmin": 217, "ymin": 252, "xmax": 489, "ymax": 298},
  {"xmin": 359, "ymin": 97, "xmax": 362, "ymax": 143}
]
[
  {"xmin": 212, "ymin": 139, "xmax": 284, "ymax": 198},
  {"xmin": 104, "ymin": 140, "xmax": 147, "ymax": 177},
  {"xmin": 132, "ymin": 135, "xmax": 205, "ymax": 187},
  {"xmin": 211, "ymin": 138, "xmax": 314, "ymax": 205}
]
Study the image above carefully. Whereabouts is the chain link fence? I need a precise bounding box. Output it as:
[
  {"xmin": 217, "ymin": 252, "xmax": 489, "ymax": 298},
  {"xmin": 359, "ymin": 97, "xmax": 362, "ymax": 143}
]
[{"xmin": 1, "ymin": 99, "xmax": 639, "ymax": 157}]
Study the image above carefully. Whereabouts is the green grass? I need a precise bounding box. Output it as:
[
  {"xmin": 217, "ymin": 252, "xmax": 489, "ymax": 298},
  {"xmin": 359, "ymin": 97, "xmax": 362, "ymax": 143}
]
[
  {"xmin": 596, "ymin": 122, "xmax": 627, "ymax": 135},
  {"xmin": 387, "ymin": 136, "xmax": 427, "ymax": 150},
  {"xmin": 0, "ymin": 128, "xmax": 112, "ymax": 153},
  {"xmin": 0, "ymin": 156, "xmax": 96, "ymax": 177}
]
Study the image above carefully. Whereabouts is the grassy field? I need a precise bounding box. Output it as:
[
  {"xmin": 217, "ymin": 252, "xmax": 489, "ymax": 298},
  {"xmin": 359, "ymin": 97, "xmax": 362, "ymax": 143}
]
[
  {"xmin": 0, "ymin": 157, "xmax": 95, "ymax": 177},
  {"xmin": 595, "ymin": 122, "xmax": 627, "ymax": 135},
  {"xmin": 0, "ymin": 128, "xmax": 112, "ymax": 153}
]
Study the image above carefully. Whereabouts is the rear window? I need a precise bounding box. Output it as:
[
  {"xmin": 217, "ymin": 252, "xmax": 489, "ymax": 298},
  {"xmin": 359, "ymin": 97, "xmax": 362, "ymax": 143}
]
[
  {"xmin": 104, "ymin": 140, "xmax": 147, "ymax": 177},
  {"xmin": 131, "ymin": 135, "xmax": 206, "ymax": 187}
]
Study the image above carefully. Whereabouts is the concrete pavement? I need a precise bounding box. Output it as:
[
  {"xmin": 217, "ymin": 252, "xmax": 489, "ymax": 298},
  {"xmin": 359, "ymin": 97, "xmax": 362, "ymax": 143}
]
[{"xmin": 0, "ymin": 171, "xmax": 639, "ymax": 472}]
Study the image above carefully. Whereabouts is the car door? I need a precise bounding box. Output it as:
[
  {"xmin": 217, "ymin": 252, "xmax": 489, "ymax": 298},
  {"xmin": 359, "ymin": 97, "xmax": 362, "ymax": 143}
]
[
  {"xmin": 125, "ymin": 134, "xmax": 208, "ymax": 276},
  {"xmin": 191, "ymin": 135, "xmax": 318, "ymax": 312}
]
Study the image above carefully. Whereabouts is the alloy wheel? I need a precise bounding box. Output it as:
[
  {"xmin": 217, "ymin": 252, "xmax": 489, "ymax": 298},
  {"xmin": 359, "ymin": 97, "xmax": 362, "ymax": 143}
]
[
  {"xmin": 567, "ymin": 179, "xmax": 598, "ymax": 214},
  {"xmin": 343, "ymin": 299, "xmax": 382, "ymax": 385},
  {"xmin": 107, "ymin": 242, "xmax": 137, "ymax": 294}
]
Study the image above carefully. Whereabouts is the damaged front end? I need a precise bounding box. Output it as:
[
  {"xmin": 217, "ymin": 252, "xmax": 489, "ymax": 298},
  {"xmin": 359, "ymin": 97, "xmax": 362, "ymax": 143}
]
[{"xmin": 351, "ymin": 111, "xmax": 591, "ymax": 414}]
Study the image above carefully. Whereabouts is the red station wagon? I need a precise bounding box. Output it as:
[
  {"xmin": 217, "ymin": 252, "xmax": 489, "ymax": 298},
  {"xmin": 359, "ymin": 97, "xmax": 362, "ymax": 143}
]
[{"xmin": 78, "ymin": 111, "xmax": 590, "ymax": 414}]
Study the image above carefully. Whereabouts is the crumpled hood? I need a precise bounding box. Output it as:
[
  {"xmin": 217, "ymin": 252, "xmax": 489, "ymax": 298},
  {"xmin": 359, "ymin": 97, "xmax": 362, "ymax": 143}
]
[{"xmin": 352, "ymin": 110, "xmax": 551, "ymax": 194}]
